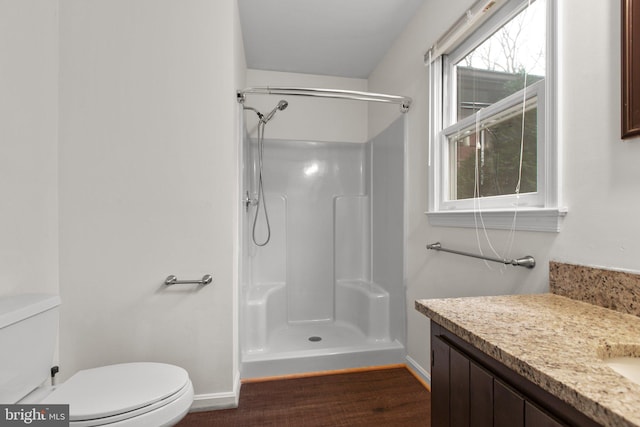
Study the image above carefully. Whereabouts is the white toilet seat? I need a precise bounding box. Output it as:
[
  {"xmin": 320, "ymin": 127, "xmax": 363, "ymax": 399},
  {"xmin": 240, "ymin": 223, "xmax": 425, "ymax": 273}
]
[
  {"xmin": 70, "ymin": 381, "xmax": 193, "ymax": 427},
  {"xmin": 41, "ymin": 362, "xmax": 193, "ymax": 427}
]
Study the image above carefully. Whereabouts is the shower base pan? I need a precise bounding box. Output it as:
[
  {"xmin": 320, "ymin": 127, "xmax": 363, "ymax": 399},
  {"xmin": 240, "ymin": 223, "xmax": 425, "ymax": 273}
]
[{"xmin": 241, "ymin": 320, "xmax": 405, "ymax": 379}]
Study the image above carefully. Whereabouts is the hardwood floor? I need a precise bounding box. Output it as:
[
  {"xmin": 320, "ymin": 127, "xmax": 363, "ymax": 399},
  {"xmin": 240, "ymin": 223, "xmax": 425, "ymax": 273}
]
[{"xmin": 177, "ymin": 367, "xmax": 431, "ymax": 426}]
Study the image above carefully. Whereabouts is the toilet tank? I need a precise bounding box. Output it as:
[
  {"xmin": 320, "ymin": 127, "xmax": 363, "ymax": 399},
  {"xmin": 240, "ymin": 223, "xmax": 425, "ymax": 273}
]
[{"xmin": 0, "ymin": 294, "xmax": 60, "ymax": 403}]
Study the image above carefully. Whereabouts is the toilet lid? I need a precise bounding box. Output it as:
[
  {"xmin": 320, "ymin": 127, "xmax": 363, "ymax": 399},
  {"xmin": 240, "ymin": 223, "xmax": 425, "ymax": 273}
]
[{"xmin": 41, "ymin": 362, "xmax": 190, "ymax": 422}]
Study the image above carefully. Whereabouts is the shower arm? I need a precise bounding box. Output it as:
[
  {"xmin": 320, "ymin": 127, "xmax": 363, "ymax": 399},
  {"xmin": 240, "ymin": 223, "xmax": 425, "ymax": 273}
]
[{"xmin": 237, "ymin": 86, "xmax": 412, "ymax": 113}]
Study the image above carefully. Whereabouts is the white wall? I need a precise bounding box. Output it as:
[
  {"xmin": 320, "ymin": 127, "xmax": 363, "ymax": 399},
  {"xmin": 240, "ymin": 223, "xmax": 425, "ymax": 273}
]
[
  {"xmin": 369, "ymin": 0, "xmax": 640, "ymax": 378},
  {"xmin": 59, "ymin": 0, "xmax": 244, "ymax": 408},
  {"xmin": 244, "ymin": 69, "xmax": 368, "ymax": 143},
  {"xmin": 5, "ymin": 0, "xmax": 632, "ymax": 407},
  {"xmin": 232, "ymin": 0, "xmax": 246, "ymax": 397},
  {"xmin": 0, "ymin": 0, "xmax": 59, "ymax": 297}
]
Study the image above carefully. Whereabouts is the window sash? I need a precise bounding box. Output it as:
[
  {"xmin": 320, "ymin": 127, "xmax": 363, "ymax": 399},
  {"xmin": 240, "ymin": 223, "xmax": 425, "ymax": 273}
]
[
  {"xmin": 426, "ymin": 0, "xmax": 560, "ymax": 231},
  {"xmin": 439, "ymin": 74, "xmax": 546, "ymax": 211},
  {"xmin": 446, "ymin": 98, "xmax": 538, "ymax": 200},
  {"xmin": 444, "ymin": 0, "xmax": 545, "ymax": 128},
  {"xmin": 432, "ymin": 0, "xmax": 548, "ymax": 213}
]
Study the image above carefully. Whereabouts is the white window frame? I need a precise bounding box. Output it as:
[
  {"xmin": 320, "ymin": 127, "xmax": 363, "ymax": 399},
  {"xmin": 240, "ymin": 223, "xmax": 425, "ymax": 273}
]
[{"xmin": 427, "ymin": 0, "xmax": 565, "ymax": 232}]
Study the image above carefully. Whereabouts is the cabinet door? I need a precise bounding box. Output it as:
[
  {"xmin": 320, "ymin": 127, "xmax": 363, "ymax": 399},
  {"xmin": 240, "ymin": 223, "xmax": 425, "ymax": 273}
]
[
  {"xmin": 525, "ymin": 402, "xmax": 566, "ymax": 427},
  {"xmin": 432, "ymin": 335, "xmax": 450, "ymax": 427},
  {"xmin": 494, "ymin": 379, "xmax": 524, "ymax": 427},
  {"xmin": 430, "ymin": 321, "xmax": 599, "ymax": 427},
  {"xmin": 470, "ymin": 361, "xmax": 493, "ymax": 427},
  {"xmin": 450, "ymin": 347, "xmax": 470, "ymax": 427}
]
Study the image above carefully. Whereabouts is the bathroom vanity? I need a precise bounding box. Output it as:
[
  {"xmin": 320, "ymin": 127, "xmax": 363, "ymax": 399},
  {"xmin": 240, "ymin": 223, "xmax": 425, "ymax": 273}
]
[{"xmin": 416, "ymin": 293, "xmax": 640, "ymax": 427}]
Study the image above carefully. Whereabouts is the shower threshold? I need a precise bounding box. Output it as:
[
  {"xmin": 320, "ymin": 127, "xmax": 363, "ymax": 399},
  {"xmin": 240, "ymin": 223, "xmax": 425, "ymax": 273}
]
[{"xmin": 241, "ymin": 321, "xmax": 405, "ymax": 379}]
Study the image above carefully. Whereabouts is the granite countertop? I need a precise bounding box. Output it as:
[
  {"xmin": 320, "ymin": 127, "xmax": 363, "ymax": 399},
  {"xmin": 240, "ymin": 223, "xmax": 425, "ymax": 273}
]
[{"xmin": 416, "ymin": 293, "xmax": 640, "ymax": 427}]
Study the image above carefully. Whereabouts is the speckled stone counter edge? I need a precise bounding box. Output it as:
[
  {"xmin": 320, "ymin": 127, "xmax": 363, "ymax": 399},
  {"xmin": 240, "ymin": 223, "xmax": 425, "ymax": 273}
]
[{"xmin": 550, "ymin": 261, "xmax": 640, "ymax": 317}]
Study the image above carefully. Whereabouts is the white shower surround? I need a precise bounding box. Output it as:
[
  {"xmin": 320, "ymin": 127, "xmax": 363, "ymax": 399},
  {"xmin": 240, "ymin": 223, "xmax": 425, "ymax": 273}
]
[
  {"xmin": 240, "ymin": 120, "xmax": 406, "ymax": 378},
  {"xmin": 242, "ymin": 279, "xmax": 403, "ymax": 377}
]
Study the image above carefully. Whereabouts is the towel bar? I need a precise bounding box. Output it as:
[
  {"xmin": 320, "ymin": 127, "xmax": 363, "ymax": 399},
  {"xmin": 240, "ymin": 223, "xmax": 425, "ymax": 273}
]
[{"xmin": 426, "ymin": 242, "xmax": 535, "ymax": 269}]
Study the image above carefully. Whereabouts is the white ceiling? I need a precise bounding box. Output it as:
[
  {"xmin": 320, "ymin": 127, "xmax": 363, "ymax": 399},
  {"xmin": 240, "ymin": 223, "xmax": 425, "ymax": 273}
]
[{"xmin": 238, "ymin": 0, "xmax": 425, "ymax": 79}]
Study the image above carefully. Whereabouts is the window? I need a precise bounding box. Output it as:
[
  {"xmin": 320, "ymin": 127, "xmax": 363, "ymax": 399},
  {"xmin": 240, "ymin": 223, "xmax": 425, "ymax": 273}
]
[{"xmin": 427, "ymin": 0, "xmax": 564, "ymax": 231}]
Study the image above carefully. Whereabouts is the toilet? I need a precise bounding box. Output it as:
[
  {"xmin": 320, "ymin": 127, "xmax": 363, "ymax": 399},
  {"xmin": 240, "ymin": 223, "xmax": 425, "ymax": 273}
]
[{"xmin": 0, "ymin": 294, "xmax": 194, "ymax": 426}]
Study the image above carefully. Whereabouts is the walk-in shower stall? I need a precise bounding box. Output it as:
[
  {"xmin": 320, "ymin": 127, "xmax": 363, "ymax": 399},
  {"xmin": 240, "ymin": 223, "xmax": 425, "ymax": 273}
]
[{"xmin": 238, "ymin": 87, "xmax": 410, "ymax": 378}]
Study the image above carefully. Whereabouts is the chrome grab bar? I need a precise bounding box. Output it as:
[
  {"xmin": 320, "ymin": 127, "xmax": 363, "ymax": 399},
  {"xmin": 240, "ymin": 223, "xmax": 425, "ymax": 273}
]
[
  {"xmin": 164, "ymin": 274, "xmax": 213, "ymax": 286},
  {"xmin": 426, "ymin": 242, "xmax": 536, "ymax": 269}
]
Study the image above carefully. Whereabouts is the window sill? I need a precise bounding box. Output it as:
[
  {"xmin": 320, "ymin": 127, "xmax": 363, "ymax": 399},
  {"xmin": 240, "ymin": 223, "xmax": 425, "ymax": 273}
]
[{"xmin": 426, "ymin": 208, "xmax": 567, "ymax": 233}]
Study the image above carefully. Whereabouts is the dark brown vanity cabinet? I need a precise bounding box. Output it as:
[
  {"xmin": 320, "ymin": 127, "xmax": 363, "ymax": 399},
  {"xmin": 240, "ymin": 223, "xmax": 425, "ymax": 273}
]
[{"xmin": 430, "ymin": 321, "xmax": 602, "ymax": 427}]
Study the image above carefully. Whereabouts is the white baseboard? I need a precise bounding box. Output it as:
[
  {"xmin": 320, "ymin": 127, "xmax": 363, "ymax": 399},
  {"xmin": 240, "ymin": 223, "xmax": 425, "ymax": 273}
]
[
  {"xmin": 189, "ymin": 370, "xmax": 241, "ymax": 412},
  {"xmin": 405, "ymin": 355, "xmax": 431, "ymax": 388}
]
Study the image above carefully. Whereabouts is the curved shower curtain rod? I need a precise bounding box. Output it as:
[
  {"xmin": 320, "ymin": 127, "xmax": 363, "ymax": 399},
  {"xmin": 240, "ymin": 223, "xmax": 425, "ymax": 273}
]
[{"xmin": 237, "ymin": 86, "xmax": 412, "ymax": 113}]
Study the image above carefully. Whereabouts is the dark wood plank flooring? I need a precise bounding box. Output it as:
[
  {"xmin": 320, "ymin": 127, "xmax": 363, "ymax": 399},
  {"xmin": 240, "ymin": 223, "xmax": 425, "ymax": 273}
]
[{"xmin": 177, "ymin": 367, "xmax": 431, "ymax": 426}]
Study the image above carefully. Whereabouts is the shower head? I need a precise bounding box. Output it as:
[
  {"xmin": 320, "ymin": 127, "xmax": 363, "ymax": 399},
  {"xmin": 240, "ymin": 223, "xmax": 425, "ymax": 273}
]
[{"xmin": 262, "ymin": 100, "xmax": 288, "ymax": 124}]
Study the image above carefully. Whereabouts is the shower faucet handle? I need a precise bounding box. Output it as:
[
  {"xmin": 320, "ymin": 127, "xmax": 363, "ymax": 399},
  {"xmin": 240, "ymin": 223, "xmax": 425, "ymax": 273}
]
[{"xmin": 242, "ymin": 191, "xmax": 258, "ymax": 211}]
